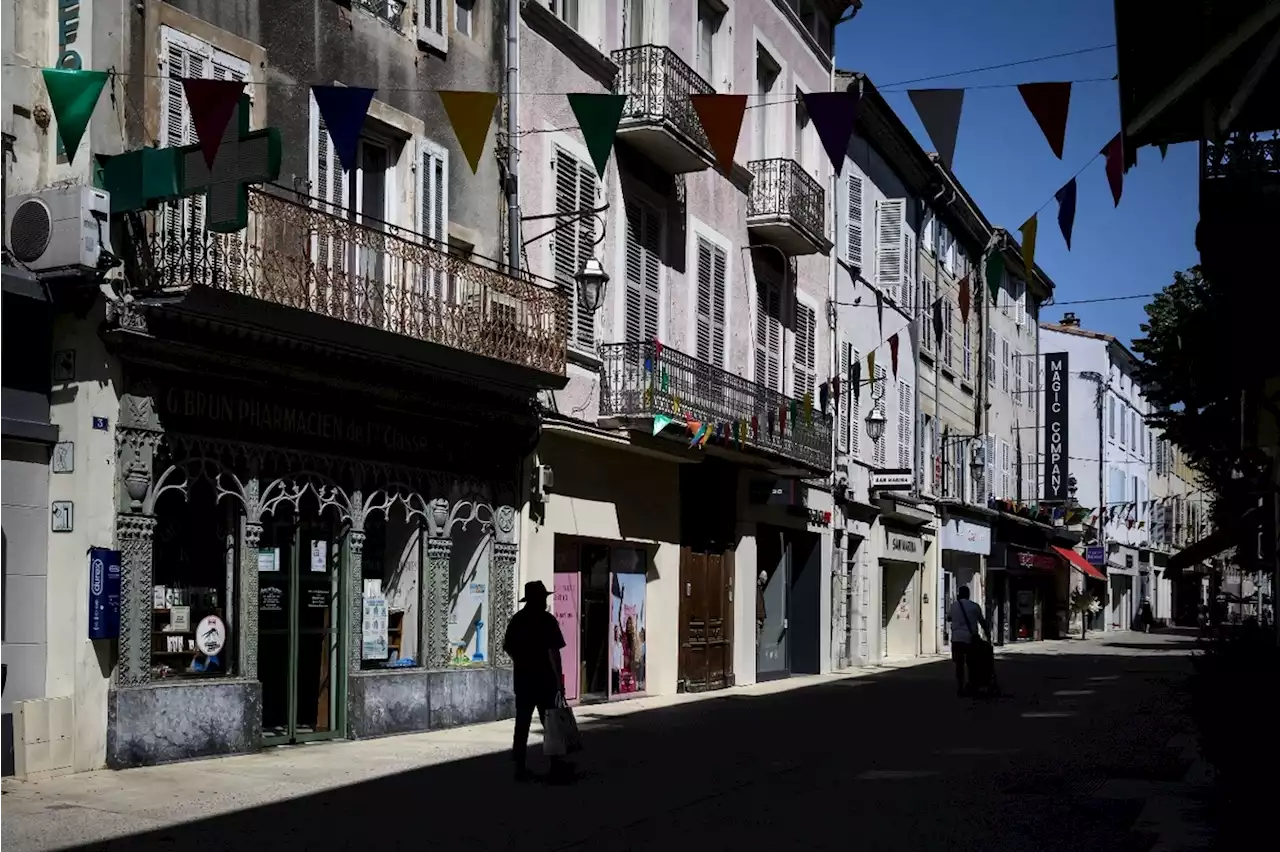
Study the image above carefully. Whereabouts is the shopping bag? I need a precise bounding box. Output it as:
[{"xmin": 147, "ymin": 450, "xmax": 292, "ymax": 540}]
[{"xmin": 543, "ymin": 695, "xmax": 582, "ymax": 757}]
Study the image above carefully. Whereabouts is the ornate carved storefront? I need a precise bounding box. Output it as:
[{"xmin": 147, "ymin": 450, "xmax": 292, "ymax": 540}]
[{"xmin": 107, "ymin": 372, "xmax": 526, "ymax": 768}]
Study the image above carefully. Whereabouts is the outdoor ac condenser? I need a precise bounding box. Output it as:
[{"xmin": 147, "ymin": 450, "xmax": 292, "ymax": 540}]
[{"xmin": 4, "ymin": 185, "xmax": 110, "ymax": 275}]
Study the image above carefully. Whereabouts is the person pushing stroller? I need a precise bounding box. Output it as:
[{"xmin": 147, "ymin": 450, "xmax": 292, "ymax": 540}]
[{"xmin": 948, "ymin": 586, "xmax": 995, "ymax": 696}]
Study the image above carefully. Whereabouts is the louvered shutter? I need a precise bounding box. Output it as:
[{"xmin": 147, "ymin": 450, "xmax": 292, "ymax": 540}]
[
  {"xmin": 794, "ymin": 301, "xmax": 816, "ymax": 399},
  {"xmin": 902, "ymin": 227, "xmax": 914, "ymax": 313},
  {"xmin": 984, "ymin": 434, "xmax": 995, "ymax": 502},
  {"xmin": 849, "ymin": 347, "xmax": 861, "ymax": 460},
  {"xmin": 872, "ymin": 366, "xmax": 887, "ymax": 467},
  {"xmin": 1014, "ymin": 349, "xmax": 1023, "ymax": 406},
  {"xmin": 1001, "ymin": 338, "xmax": 1009, "ymax": 392},
  {"xmin": 160, "ymin": 35, "xmax": 207, "ymax": 288},
  {"xmin": 876, "ymin": 198, "xmax": 904, "ymax": 304},
  {"xmin": 417, "ymin": 0, "xmax": 448, "ymax": 51},
  {"xmin": 627, "ymin": 200, "xmax": 662, "ymax": 345},
  {"xmin": 921, "ymin": 279, "xmax": 933, "ymax": 353},
  {"xmin": 553, "ymin": 147, "xmax": 596, "ymax": 350},
  {"xmin": 694, "ymin": 235, "xmax": 726, "ymax": 363},
  {"xmin": 755, "ymin": 276, "xmax": 782, "ymax": 391},
  {"xmin": 209, "ymin": 56, "xmax": 248, "ymax": 286},
  {"xmin": 837, "ymin": 338, "xmax": 850, "ymax": 454},
  {"xmin": 846, "ymin": 174, "xmax": 863, "ymax": 266},
  {"xmin": 944, "ymin": 298, "xmax": 954, "ymax": 368},
  {"xmin": 897, "ymin": 379, "xmax": 911, "ymax": 469},
  {"xmin": 419, "ymin": 139, "xmax": 449, "ymax": 310}
]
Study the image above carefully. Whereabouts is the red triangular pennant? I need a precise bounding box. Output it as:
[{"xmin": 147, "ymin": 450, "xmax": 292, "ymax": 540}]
[
  {"xmin": 1102, "ymin": 133, "xmax": 1125, "ymax": 207},
  {"xmin": 889, "ymin": 334, "xmax": 900, "ymax": 378},
  {"xmin": 1017, "ymin": 82, "xmax": 1071, "ymax": 159},
  {"xmin": 182, "ymin": 78, "xmax": 247, "ymax": 168},
  {"xmin": 690, "ymin": 94, "xmax": 748, "ymax": 175},
  {"xmin": 958, "ymin": 274, "xmax": 971, "ymax": 324}
]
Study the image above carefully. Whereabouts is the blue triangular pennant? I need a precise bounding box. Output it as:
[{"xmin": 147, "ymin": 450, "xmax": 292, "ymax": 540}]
[{"xmin": 311, "ymin": 85, "xmax": 377, "ymax": 173}]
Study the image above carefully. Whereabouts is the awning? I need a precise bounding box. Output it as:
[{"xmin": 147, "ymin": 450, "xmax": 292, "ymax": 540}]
[{"xmin": 1052, "ymin": 545, "xmax": 1106, "ymax": 580}]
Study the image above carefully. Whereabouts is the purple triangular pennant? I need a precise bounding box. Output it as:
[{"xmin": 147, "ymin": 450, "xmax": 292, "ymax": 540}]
[{"xmin": 801, "ymin": 91, "xmax": 860, "ymax": 177}]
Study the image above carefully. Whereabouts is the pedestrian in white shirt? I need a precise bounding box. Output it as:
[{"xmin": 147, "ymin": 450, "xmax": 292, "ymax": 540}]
[{"xmin": 948, "ymin": 586, "xmax": 989, "ymax": 696}]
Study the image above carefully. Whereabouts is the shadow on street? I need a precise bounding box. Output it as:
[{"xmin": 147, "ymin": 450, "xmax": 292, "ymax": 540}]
[{"xmin": 34, "ymin": 648, "xmax": 1196, "ymax": 852}]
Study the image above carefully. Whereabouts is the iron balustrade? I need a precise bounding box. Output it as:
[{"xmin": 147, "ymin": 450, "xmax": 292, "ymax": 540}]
[
  {"xmin": 747, "ymin": 158, "xmax": 826, "ymax": 243},
  {"xmin": 599, "ymin": 340, "xmax": 832, "ymax": 472},
  {"xmin": 120, "ymin": 186, "xmax": 568, "ymax": 376},
  {"xmin": 1203, "ymin": 130, "xmax": 1279, "ymax": 180},
  {"xmin": 611, "ymin": 44, "xmax": 715, "ymax": 154}
]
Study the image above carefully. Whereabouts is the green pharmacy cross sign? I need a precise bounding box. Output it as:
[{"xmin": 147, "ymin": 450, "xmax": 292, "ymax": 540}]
[{"xmin": 101, "ymin": 96, "xmax": 281, "ymax": 233}]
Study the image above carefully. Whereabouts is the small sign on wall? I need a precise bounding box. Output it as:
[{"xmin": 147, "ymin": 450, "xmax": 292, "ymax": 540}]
[
  {"xmin": 51, "ymin": 501, "xmax": 74, "ymax": 532},
  {"xmin": 52, "ymin": 441, "xmax": 74, "ymax": 473}
]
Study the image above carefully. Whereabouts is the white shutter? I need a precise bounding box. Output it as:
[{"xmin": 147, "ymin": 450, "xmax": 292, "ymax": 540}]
[
  {"xmin": 984, "ymin": 433, "xmax": 996, "ymax": 502},
  {"xmin": 309, "ymin": 91, "xmax": 347, "ymax": 313},
  {"xmin": 417, "ymin": 0, "xmax": 448, "ymax": 52},
  {"xmin": 794, "ymin": 301, "xmax": 816, "ymax": 399},
  {"xmin": 872, "ymin": 366, "xmax": 887, "ymax": 468},
  {"xmin": 902, "ymin": 227, "xmax": 914, "ymax": 313},
  {"xmin": 921, "ymin": 278, "xmax": 933, "ymax": 353},
  {"xmin": 1014, "ymin": 349, "xmax": 1023, "ymax": 406},
  {"xmin": 850, "ymin": 347, "xmax": 861, "ymax": 460},
  {"xmin": 693, "ymin": 235, "xmax": 725, "ymax": 363},
  {"xmin": 845, "ymin": 174, "xmax": 863, "ymax": 267},
  {"xmin": 875, "ymin": 198, "xmax": 904, "ymax": 304},
  {"xmin": 553, "ymin": 146, "xmax": 596, "ymax": 350},
  {"xmin": 897, "ymin": 379, "xmax": 911, "ymax": 470},
  {"xmin": 419, "ymin": 139, "xmax": 449, "ymax": 306},
  {"xmin": 837, "ymin": 338, "xmax": 850, "ymax": 454},
  {"xmin": 627, "ymin": 200, "xmax": 663, "ymax": 344},
  {"xmin": 1001, "ymin": 338, "xmax": 1010, "ymax": 392},
  {"xmin": 943, "ymin": 299, "xmax": 954, "ymax": 369},
  {"xmin": 755, "ymin": 275, "xmax": 782, "ymax": 391}
]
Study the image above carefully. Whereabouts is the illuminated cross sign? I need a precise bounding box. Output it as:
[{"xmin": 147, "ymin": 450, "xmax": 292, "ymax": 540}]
[{"xmin": 100, "ymin": 95, "xmax": 281, "ymax": 233}]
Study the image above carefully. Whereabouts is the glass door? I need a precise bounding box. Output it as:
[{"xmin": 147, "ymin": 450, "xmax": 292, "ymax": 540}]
[{"xmin": 257, "ymin": 513, "xmax": 344, "ymax": 744}]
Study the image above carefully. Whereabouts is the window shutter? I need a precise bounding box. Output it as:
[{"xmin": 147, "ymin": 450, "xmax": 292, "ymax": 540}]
[
  {"xmin": 837, "ymin": 338, "xmax": 850, "ymax": 454},
  {"xmin": 846, "ymin": 174, "xmax": 863, "ymax": 267},
  {"xmin": 875, "ymin": 198, "xmax": 904, "ymax": 303},
  {"xmin": 984, "ymin": 434, "xmax": 995, "ymax": 502},
  {"xmin": 944, "ymin": 298, "xmax": 954, "ymax": 368},
  {"xmin": 902, "ymin": 227, "xmax": 914, "ymax": 313},
  {"xmin": 553, "ymin": 147, "xmax": 596, "ymax": 350},
  {"xmin": 850, "ymin": 346, "xmax": 861, "ymax": 460},
  {"xmin": 897, "ymin": 379, "xmax": 910, "ymax": 470},
  {"xmin": 1001, "ymin": 338, "xmax": 1009, "ymax": 392},
  {"xmin": 794, "ymin": 301, "xmax": 816, "ymax": 399},
  {"xmin": 755, "ymin": 276, "xmax": 782, "ymax": 391},
  {"xmin": 628, "ymin": 200, "xmax": 663, "ymax": 344},
  {"xmin": 417, "ymin": 0, "xmax": 448, "ymax": 52},
  {"xmin": 1014, "ymin": 350, "xmax": 1023, "ymax": 406},
  {"xmin": 419, "ymin": 140, "xmax": 449, "ymax": 302},
  {"xmin": 872, "ymin": 366, "xmax": 887, "ymax": 467},
  {"xmin": 986, "ymin": 328, "xmax": 995, "ymax": 387},
  {"xmin": 920, "ymin": 278, "xmax": 933, "ymax": 353}
]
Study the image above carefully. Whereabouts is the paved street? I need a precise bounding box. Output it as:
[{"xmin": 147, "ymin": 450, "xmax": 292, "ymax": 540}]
[{"xmin": 3, "ymin": 632, "xmax": 1211, "ymax": 852}]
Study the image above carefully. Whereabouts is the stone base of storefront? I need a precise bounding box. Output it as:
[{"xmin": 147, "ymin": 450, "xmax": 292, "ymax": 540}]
[
  {"xmin": 106, "ymin": 680, "xmax": 262, "ymax": 769},
  {"xmin": 347, "ymin": 667, "xmax": 515, "ymax": 739}
]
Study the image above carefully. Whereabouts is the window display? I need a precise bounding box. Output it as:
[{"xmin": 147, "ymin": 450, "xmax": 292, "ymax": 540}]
[
  {"xmin": 151, "ymin": 479, "xmax": 237, "ymax": 678},
  {"xmin": 447, "ymin": 519, "xmax": 492, "ymax": 665},
  {"xmin": 359, "ymin": 513, "xmax": 423, "ymax": 670},
  {"xmin": 610, "ymin": 547, "xmax": 647, "ymax": 695}
]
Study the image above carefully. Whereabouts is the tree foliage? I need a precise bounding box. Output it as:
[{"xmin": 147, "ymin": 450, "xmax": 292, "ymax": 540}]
[{"xmin": 1130, "ymin": 266, "xmax": 1241, "ymax": 521}]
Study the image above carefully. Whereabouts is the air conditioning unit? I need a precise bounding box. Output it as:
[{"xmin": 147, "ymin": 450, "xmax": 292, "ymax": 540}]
[
  {"xmin": 4, "ymin": 185, "xmax": 110, "ymax": 275},
  {"xmin": 969, "ymin": 439, "xmax": 986, "ymax": 466}
]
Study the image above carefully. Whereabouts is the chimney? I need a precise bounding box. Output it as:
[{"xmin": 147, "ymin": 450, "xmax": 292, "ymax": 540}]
[{"xmin": 1060, "ymin": 312, "xmax": 1080, "ymax": 327}]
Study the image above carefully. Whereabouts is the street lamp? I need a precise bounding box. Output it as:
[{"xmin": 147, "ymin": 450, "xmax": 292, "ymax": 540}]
[
  {"xmin": 574, "ymin": 256, "xmax": 609, "ymax": 314},
  {"xmin": 1068, "ymin": 474, "xmax": 1079, "ymax": 504},
  {"xmin": 865, "ymin": 408, "xmax": 886, "ymax": 443}
]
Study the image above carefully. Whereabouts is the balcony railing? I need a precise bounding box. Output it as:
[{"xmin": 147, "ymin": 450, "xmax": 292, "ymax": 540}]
[
  {"xmin": 611, "ymin": 44, "xmax": 715, "ymax": 169},
  {"xmin": 121, "ymin": 186, "xmax": 567, "ymax": 376},
  {"xmin": 599, "ymin": 340, "xmax": 831, "ymax": 473},
  {"xmin": 1203, "ymin": 130, "xmax": 1279, "ymax": 181},
  {"xmin": 747, "ymin": 158, "xmax": 829, "ymax": 253}
]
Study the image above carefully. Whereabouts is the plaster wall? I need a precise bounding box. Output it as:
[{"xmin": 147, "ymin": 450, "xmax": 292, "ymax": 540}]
[
  {"xmin": 985, "ymin": 263, "xmax": 1040, "ymax": 504},
  {"xmin": 2, "ymin": 441, "xmax": 52, "ymax": 712}
]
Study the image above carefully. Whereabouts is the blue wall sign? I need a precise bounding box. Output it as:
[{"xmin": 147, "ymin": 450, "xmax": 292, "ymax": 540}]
[
  {"xmin": 88, "ymin": 547, "xmax": 122, "ymax": 640},
  {"xmin": 1085, "ymin": 545, "xmax": 1105, "ymax": 566},
  {"xmin": 92, "ymin": 416, "xmax": 109, "ymax": 431}
]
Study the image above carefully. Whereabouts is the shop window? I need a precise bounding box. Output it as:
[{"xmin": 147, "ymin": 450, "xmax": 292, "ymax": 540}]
[
  {"xmin": 359, "ymin": 513, "xmax": 425, "ymax": 670},
  {"xmin": 448, "ymin": 514, "xmax": 494, "ymax": 665},
  {"xmin": 152, "ymin": 478, "xmax": 239, "ymax": 679},
  {"xmin": 553, "ymin": 538, "xmax": 648, "ymax": 702}
]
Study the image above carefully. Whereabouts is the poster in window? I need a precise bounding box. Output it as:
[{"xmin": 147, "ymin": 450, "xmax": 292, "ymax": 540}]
[
  {"xmin": 609, "ymin": 548, "xmax": 647, "ymax": 695},
  {"xmin": 554, "ymin": 571, "xmax": 580, "ymax": 703},
  {"xmin": 363, "ymin": 594, "xmax": 388, "ymax": 660}
]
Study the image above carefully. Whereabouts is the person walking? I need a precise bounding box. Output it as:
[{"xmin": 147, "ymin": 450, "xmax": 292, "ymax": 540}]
[
  {"xmin": 503, "ymin": 580, "xmax": 571, "ymax": 782},
  {"xmin": 948, "ymin": 586, "xmax": 989, "ymax": 696}
]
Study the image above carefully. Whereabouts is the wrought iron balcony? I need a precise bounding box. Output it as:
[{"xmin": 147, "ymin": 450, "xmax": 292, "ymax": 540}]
[
  {"xmin": 1203, "ymin": 130, "xmax": 1279, "ymax": 182},
  {"xmin": 747, "ymin": 158, "xmax": 832, "ymax": 256},
  {"xmin": 611, "ymin": 44, "xmax": 716, "ymax": 174},
  {"xmin": 119, "ymin": 186, "xmax": 568, "ymax": 377},
  {"xmin": 598, "ymin": 340, "xmax": 831, "ymax": 474}
]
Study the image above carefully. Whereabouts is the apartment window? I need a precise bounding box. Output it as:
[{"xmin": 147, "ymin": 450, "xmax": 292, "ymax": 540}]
[
  {"xmin": 943, "ymin": 299, "xmax": 954, "ymax": 369},
  {"xmin": 962, "ymin": 313, "xmax": 972, "ymax": 381},
  {"xmin": 1013, "ymin": 350, "xmax": 1023, "ymax": 406},
  {"xmin": 418, "ymin": 0, "xmax": 448, "ymax": 51},
  {"xmin": 1119, "ymin": 404, "xmax": 1127, "ymax": 447},
  {"xmin": 1013, "ymin": 278, "xmax": 1026, "ymax": 328},
  {"xmin": 845, "ymin": 173, "xmax": 863, "ymax": 267},
  {"xmin": 755, "ymin": 273, "xmax": 784, "ymax": 392},
  {"xmin": 986, "ymin": 328, "xmax": 995, "ymax": 387},
  {"xmin": 625, "ymin": 199, "xmax": 662, "ymax": 344},
  {"xmin": 920, "ymin": 278, "xmax": 934, "ymax": 354},
  {"xmin": 876, "ymin": 198, "xmax": 905, "ymax": 305},
  {"xmin": 454, "ymin": 0, "xmax": 473, "ymax": 36},
  {"xmin": 1000, "ymin": 338, "xmax": 1009, "ymax": 392},
  {"xmin": 755, "ymin": 46, "xmax": 781, "ymax": 160},
  {"xmin": 837, "ymin": 340, "xmax": 851, "ymax": 455},
  {"xmin": 552, "ymin": 145, "xmax": 598, "ymax": 351},
  {"xmin": 999, "ymin": 440, "xmax": 1011, "ymax": 500},
  {"xmin": 695, "ymin": 0, "xmax": 723, "ymax": 85},
  {"xmin": 1109, "ymin": 396, "xmax": 1116, "ymax": 438},
  {"xmin": 625, "ymin": 0, "xmax": 647, "ymax": 47},
  {"xmin": 550, "ymin": 0, "xmax": 579, "ymax": 30},
  {"xmin": 694, "ymin": 233, "xmax": 728, "ymax": 365},
  {"xmin": 794, "ymin": 300, "xmax": 817, "ymax": 400},
  {"xmin": 849, "ymin": 344, "xmax": 861, "ymax": 459}
]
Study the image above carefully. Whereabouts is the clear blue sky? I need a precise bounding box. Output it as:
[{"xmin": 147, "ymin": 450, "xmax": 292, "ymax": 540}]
[{"xmin": 835, "ymin": 0, "xmax": 1200, "ymax": 349}]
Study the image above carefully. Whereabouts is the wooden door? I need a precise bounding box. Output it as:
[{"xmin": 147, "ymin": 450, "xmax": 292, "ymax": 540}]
[{"xmin": 679, "ymin": 547, "xmax": 734, "ymax": 692}]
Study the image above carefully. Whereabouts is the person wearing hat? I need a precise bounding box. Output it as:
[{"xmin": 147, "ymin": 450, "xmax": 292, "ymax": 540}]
[{"xmin": 503, "ymin": 579, "xmax": 570, "ymax": 782}]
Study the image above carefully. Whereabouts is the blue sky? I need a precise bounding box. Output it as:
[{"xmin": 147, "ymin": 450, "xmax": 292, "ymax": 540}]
[{"xmin": 834, "ymin": 0, "xmax": 1200, "ymax": 349}]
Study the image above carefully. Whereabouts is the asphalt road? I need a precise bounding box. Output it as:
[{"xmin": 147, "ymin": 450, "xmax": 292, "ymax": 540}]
[{"xmin": 3, "ymin": 633, "xmax": 1202, "ymax": 852}]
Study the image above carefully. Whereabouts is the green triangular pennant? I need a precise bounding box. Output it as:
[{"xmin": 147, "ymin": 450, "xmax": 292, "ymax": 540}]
[
  {"xmin": 985, "ymin": 250, "xmax": 1005, "ymax": 306},
  {"xmin": 42, "ymin": 68, "xmax": 109, "ymax": 165},
  {"xmin": 566, "ymin": 93, "xmax": 626, "ymax": 178}
]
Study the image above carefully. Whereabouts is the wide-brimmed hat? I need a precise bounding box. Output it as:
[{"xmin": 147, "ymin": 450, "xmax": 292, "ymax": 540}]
[{"xmin": 519, "ymin": 580, "xmax": 551, "ymax": 602}]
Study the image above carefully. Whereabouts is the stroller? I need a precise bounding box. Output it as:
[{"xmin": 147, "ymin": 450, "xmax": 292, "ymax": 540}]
[{"xmin": 966, "ymin": 637, "xmax": 1000, "ymax": 697}]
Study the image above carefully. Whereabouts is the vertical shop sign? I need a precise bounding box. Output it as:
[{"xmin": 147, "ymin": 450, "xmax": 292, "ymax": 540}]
[
  {"xmin": 554, "ymin": 572, "xmax": 580, "ymax": 703},
  {"xmin": 1043, "ymin": 351, "xmax": 1069, "ymax": 501}
]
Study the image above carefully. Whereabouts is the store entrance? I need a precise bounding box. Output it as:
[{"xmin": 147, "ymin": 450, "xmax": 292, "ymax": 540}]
[{"xmin": 258, "ymin": 511, "xmax": 344, "ymax": 744}]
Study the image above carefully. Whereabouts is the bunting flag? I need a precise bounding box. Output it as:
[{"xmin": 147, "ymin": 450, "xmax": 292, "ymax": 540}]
[
  {"xmin": 438, "ymin": 90, "xmax": 499, "ymax": 174},
  {"xmin": 1159, "ymin": 143, "xmax": 1168, "ymax": 161},
  {"xmin": 851, "ymin": 359, "xmax": 862, "ymax": 402},
  {"xmin": 311, "ymin": 85, "xmax": 377, "ymax": 173},
  {"xmin": 779, "ymin": 404, "xmax": 787, "ymax": 436},
  {"xmin": 767, "ymin": 409, "xmax": 776, "ymax": 436},
  {"xmin": 1102, "ymin": 133, "xmax": 1125, "ymax": 207},
  {"xmin": 819, "ymin": 382, "xmax": 830, "ymax": 414},
  {"xmin": 985, "ymin": 250, "xmax": 1005, "ymax": 305},
  {"xmin": 1054, "ymin": 178, "xmax": 1078, "ymax": 250},
  {"xmin": 932, "ymin": 299, "xmax": 944, "ymax": 348},
  {"xmin": 867, "ymin": 351, "xmax": 876, "ymax": 389},
  {"xmin": 690, "ymin": 94, "xmax": 748, "ymax": 175},
  {"xmin": 958, "ymin": 273, "xmax": 971, "ymax": 324},
  {"xmin": 1019, "ymin": 213, "xmax": 1038, "ymax": 276},
  {"xmin": 888, "ymin": 334, "xmax": 900, "ymax": 378},
  {"xmin": 874, "ymin": 287, "xmax": 884, "ymax": 335},
  {"xmin": 804, "ymin": 392, "xmax": 813, "ymax": 426},
  {"xmin": 907, "ymin": 89, "xmax": 964, "ymax": 170},
  {"xmin": 566, "ymin": 93, "xmax": 626, "ymax": 178},
  {"xmin": 832, "ymin": 376, "xmax": 841, "ymax": 402},
  {"xmin": 41, "ymin": 68, "xmax": 108, "ymax": 165},
  {"xmin": 801, "ymin": 90, "xmax": 860, "ymax": 176},
  {"xmin": 652, "ymin": 414, "xmax": 673, "ymax": 436},
  {"xmin": 790, "ymin": 398, "xmax": 799, "ymax": 427},
  {"xmin": 751, "ymin": 415, "xmax": 759, "ymax": 438},
  {"xmin": 1017, "ymin": 82, "xmax": 1071, "ymax": 159},
  {"xmin": 182, "ymin": 78, "xmax": 247, "ymax": 168},
  {"xmin": 687, "ymin": 421, "xmax": 706, "ymax": 448}
]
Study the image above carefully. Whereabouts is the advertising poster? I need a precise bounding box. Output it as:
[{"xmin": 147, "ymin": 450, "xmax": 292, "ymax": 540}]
[
  {"xmin": 610, "ymin": 572, "xmax": 647, "ymax": 695},
  {"xmin": 363, "ymin": 594, "xmax": 389, "ymax": 660},
  {"xmin": 554, "ymin": 572, "xmax": 580, "ymax": 702}
]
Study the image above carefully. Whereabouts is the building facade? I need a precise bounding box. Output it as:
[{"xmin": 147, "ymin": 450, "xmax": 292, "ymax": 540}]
[
  {"xmin": 517, "ymin": 0, "xmax": 852, "ymax": 700},
  {"xmin": 1150, "ymin": 432, "xmax": 1210, "ymax": 624},
  {"xmin": 4, "ymin": 0, "xmax": 568, "ymax": 775}
]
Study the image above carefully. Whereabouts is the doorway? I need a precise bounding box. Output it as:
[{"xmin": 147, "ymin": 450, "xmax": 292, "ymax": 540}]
[
  {"xmin": 881, "ymin": 561, "xmax": 919, "ymax": 658},
  {"xmin": 678, "ymin": 547, "xmax": 734, "ymax": 692},
  {"xmin": 756, "ymin": 527, "xmax": 789, "ymax": 680},
  {"xmin": 258, "ymin": 512, "xmax": 344, "ymax": 744}
]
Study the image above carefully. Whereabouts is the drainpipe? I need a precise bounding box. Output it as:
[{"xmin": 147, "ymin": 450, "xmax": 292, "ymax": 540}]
[{"xmin": 505, "ymin": 0, "xmax": 521, "ymax": 274}]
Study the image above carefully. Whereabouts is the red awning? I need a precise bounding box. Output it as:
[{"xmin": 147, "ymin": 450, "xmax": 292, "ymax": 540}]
[{"xmin": 1052, "ymin": 545, "xmax": 1105, "ymax": 580}]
